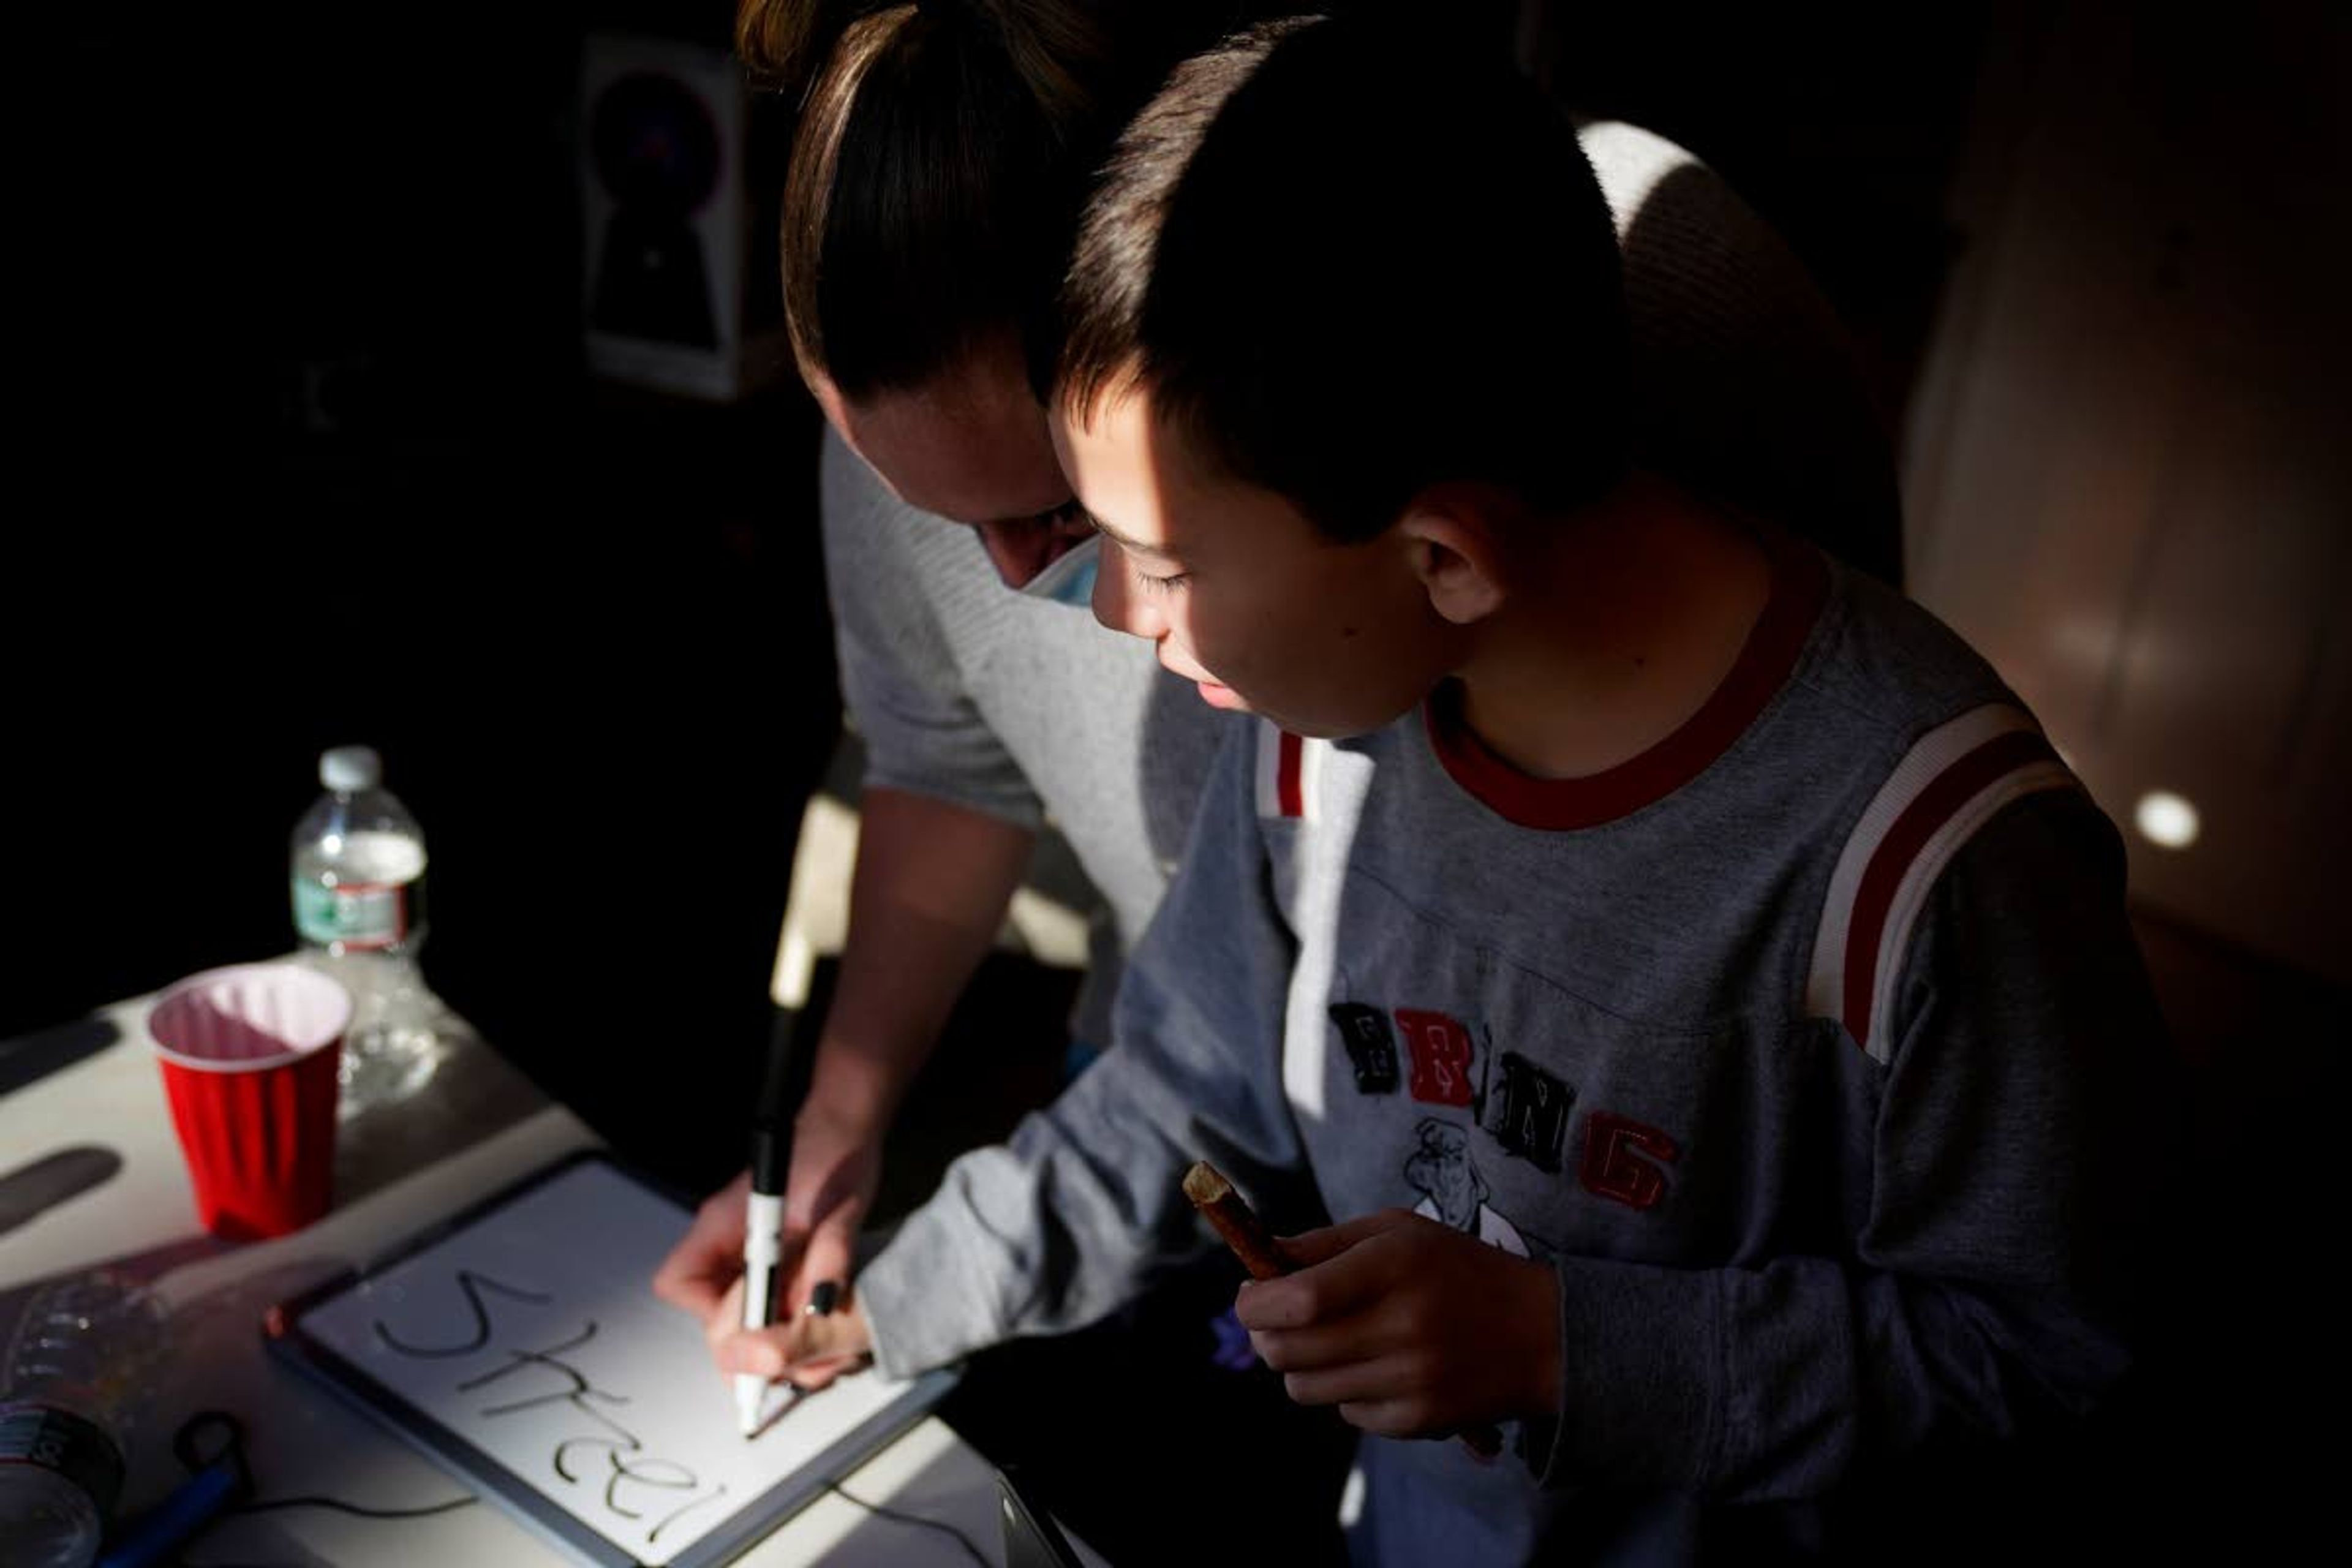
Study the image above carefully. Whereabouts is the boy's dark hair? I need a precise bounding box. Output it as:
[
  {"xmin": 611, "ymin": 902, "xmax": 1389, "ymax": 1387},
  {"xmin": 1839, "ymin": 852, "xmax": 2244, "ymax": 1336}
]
[
  {"xmin": 741, "ymin": 0, "xmax": 1238, "ymax": 401},
  {"xmin": 1057, "ymin": 15, "xmax": 1630, "ymax": 543}
]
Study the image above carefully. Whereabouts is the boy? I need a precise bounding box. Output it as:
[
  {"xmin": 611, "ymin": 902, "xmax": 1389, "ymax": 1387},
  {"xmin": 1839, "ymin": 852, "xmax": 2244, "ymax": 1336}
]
[{"xmin": 752, "ymin": 16, "xmax": 2173, "ymax": 1561}]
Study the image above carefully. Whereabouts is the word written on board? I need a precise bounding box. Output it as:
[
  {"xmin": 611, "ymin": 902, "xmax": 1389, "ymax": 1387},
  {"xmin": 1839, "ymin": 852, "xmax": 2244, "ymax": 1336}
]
[{"xmin": 372, "ymin": 1268, "xmax": 732, "ymax": 1546}]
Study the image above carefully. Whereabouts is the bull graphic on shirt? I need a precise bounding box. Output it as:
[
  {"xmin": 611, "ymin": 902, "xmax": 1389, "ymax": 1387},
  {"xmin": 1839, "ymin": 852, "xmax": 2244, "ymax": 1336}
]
[{"xmin": 1403, "ymin": 1118, "xmax": 1529, "ymax": 1258}]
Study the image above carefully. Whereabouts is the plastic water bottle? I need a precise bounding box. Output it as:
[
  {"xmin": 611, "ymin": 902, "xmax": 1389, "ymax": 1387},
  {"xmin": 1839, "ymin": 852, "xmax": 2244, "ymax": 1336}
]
[
  {"xmin": 0, "ymin": 1273, "xmax": 164, "ymax": 1568},
  {"xmin": 292, "ymin": 745, "xmax": 443, "ymax": 1114}
]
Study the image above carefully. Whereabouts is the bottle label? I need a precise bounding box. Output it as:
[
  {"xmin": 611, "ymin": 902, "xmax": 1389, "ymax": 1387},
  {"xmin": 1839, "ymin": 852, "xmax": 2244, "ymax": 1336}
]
[
  {"xmin": 0, "ymin": 1402, "xmax": 125, "ymax": 1515},
  {"xmin": 293, "ymin": 877, "xmax": 413, "ymax": 950}
]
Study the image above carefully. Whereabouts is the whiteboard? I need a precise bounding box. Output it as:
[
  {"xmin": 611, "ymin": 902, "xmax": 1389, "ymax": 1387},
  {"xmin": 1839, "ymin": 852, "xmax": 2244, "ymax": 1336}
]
[{"xmin": 270, "ymin": 1153, "xmax": 954, "ymax": 1567}]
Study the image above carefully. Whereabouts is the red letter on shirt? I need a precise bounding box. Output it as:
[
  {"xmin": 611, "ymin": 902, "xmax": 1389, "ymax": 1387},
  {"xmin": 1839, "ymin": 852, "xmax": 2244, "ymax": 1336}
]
[
  {"xmin": 1393, "ymin": 1008, "xmax": 1476, "ymax": 1107},
  {"xmin": 1580, "ymin": 1113, "xmax": 1678, "ymax": 1210}
]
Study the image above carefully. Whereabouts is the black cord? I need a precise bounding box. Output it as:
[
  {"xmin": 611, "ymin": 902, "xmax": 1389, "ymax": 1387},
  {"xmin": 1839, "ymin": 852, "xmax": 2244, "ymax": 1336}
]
[
  {"xmin": 231, "ymin": 1492, "xmax": 479, "ymax": 1520},
  {"xmin": 160, "ymin": 1410, "xmax": 478, "ymax": 1561},
  {"xmin": 195, "ymin": 1482, "xmax": 988, "ymax": 1565},
  {"xmin": 183, "ymin": 1494, "xmax": 480, "ymax": 1568},
  {"xmin": 172, "ymin": 1404, "xmax": 976, "ymax": 1562},
  {"xmin": 825, "ymin": 1478, "xmax": 992, "ymax": 1567}
]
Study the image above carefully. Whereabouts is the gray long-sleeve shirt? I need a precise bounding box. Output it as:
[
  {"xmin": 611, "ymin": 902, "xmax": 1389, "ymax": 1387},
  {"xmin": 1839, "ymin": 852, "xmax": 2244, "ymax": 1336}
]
[{"xmin": 856, "ymin": 544, "xmax": 2173, "ymax": 1563}]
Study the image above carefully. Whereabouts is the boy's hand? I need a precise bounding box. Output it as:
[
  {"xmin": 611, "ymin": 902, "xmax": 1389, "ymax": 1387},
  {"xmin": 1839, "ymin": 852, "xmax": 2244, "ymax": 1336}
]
[
  {"xmin": 711, "ymin": 1278, "xmax": 875, "ymax": 1390},
  {"xmin": 1235, "ymin": 1208, "xmax": 1561, "ymax": 1442}
]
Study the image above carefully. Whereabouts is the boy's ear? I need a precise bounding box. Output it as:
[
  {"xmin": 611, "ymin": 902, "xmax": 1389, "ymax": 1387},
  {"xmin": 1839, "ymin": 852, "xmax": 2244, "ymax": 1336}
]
[{"xmin": 1397, "ymin": 488, "xmax": 1507, "ymax": 627}]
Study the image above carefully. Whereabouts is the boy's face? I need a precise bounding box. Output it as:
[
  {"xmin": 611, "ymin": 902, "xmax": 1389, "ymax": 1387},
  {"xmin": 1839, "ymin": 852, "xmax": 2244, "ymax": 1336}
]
[{"xmin": 1052, "ymin": 385, "xmax": 1459, "ymax": 739}]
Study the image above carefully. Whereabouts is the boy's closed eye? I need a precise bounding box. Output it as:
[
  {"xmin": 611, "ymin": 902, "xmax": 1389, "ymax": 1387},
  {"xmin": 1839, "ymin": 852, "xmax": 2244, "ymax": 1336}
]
[
  {"xmin": 1084, "ymin": 514, "xmax": 1192, "ymax": 593},
  {"xmin": 1129, "ymin": 560, "xmax": 1191, "ymax": 594}
]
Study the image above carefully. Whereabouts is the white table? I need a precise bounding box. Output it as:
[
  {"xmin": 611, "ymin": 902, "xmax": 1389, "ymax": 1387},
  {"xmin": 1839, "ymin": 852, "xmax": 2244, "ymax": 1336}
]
[{"xmin": 0, "ymin": 986, "xmax": 1086, "ymax": 1566}]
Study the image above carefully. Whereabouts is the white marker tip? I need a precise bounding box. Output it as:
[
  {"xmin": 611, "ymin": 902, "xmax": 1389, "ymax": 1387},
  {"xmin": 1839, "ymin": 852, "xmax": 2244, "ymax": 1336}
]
[{"xmin": 733, "ymin": 1373, "xmax": 767, "ymax": 1438}]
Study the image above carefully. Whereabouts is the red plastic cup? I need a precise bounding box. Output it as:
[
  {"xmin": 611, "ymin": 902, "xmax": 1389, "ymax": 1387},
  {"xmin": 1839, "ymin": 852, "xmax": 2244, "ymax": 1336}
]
[{"xmin": 148, "ymin": 962, "xmax": 352, "ymax": 1240}]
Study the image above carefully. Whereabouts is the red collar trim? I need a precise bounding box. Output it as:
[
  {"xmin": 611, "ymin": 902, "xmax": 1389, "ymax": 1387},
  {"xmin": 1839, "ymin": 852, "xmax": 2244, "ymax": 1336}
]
[{"xmin": 1423, "ymin": 531, "xmax": 1828, "ymax": 830}]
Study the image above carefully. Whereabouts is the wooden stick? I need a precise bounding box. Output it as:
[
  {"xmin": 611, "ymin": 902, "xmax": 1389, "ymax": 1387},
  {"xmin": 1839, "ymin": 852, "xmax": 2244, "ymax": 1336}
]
[
  {"xmin": 1183, "ymin": 1158, "xmax": 1505, "ymax": 1460},
  {"xmin": 1182, "ymin": 1160, "xmax": 1291, "ymax": 1281}
]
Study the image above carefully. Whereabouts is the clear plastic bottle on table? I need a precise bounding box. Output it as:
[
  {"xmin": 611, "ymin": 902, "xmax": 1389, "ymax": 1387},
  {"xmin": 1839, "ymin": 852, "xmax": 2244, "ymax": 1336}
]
[
  {"xmin": 0, "ymin": 1272, "xmax": 165, "ymax": 1568},
  {"xmin": 291, "ymin": 744, "xmax": 445, "ymax": 1115}
]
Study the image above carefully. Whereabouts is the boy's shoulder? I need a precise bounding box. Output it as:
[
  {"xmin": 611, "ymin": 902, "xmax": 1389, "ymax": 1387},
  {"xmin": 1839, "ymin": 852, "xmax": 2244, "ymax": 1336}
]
[
  {"xmin": 1788, "ymin": 555, "xmax": 2023, "ymax": 752},
  {"xmin": 1784, "ymin": 560, "xmax": 2097, "ymax": 1056}
]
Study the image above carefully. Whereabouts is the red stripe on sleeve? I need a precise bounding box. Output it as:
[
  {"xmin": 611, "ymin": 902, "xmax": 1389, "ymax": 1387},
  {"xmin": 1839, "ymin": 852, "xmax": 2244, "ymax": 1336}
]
[{"xmin": 1840, "ymin": 729, "xmax": 2057, "ymax": 1051}]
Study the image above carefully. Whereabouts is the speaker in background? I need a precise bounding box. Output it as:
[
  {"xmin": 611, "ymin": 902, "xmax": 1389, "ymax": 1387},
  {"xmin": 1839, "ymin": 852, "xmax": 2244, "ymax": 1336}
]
[{"xmin": 580, "ymin": 34, "xmax": 791, "ymax": 402}]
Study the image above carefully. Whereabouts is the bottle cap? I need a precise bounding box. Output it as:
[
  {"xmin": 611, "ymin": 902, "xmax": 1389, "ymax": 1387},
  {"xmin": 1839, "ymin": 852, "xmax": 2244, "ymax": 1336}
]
[{"xmin": 318, "ymin": 746, "xmax": 382, "ymax": 794}]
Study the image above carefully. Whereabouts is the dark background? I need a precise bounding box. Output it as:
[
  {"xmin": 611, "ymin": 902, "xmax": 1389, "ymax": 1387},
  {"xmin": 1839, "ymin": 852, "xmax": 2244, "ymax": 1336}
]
[
  {"xmin": 9, "ymin": 4, "xmax": 834, "ymax": 1185},
  {"xmin": 3, "ymin": 6, "xmax": 2335, "ymax": 1558}
]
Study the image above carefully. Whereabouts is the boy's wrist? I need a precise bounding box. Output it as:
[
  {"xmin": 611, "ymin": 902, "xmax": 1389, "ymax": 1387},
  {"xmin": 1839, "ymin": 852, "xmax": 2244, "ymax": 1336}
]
[{"xmin": 1517, "ymin": 1253, "xmax": 1566, "ymax": 1419}]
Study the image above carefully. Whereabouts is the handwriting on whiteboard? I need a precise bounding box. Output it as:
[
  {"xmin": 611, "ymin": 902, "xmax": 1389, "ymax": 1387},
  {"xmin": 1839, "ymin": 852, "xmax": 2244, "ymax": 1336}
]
[{"xmin": 372, "ymin": 1269, "xmax": 729, "ymax": 1545}]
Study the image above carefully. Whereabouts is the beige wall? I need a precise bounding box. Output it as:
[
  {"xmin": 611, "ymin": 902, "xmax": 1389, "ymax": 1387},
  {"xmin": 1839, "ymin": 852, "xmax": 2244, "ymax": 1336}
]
[{"xmin": 1905, "ymin": 0, "xmax": 2351, "ymax": 984}]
